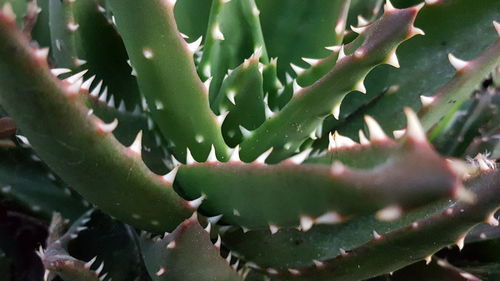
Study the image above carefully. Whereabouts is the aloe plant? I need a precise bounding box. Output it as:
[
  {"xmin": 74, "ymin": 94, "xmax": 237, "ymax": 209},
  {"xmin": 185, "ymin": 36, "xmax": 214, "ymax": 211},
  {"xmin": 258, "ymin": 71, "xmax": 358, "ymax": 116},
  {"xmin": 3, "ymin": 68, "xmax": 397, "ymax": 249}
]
[{"xmin": 0, "ymin": 0, "xmax": 499, "ymax": 280}]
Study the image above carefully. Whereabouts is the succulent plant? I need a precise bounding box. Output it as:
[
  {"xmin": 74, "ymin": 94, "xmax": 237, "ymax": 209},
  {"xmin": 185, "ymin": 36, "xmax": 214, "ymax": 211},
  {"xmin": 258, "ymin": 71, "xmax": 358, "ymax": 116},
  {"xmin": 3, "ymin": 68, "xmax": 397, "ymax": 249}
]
[{"xmin": 0, "ymin": 0, "xmax": 499, "ymax": 280}]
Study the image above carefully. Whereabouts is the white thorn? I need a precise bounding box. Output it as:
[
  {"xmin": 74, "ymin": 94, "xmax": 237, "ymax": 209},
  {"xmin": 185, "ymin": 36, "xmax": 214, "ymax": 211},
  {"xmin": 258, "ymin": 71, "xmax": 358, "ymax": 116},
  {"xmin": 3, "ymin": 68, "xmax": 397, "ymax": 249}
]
[
  {"xmin": 227, "ymin": 89, "xmax": 236, "ymax": 105},
  {"xmin": 186, "ymin": 148, "xmax": 196, "ymax": 164},
  {"xmin": 285, "ymin": 72, "xmax": 293, "ymax": 84},
  {"xmin": 288, "ymin": 268, "xmax": 300, "ymax": 275},
  {"xmin": 232, "ymin": 259, "xmax": 240, "ymax": 270},
  {"xmin": 350, "ymin": 25, "xmax": 367, "ymax": 34},
  {"xmin": 84, "ymin": 257, "xmax": 97, "ymax": 269},
  {"xmin": 129, "ymin": 131, "xmax": 142, "ymax": 154},
  {"xmin": 81, "ymin": 75, "xmax": 96, "ymax": 91},
  {"xmin": 51, "ymin": 68, "xmax": 71, "ymax": 76},
  {"xmin": 254, "ymin": 147, "xmax": 273, "ymax": 164},
  {"xmin": 292, "ymin": 80, "xmax": 302, "ymax": 93},
  {"xmin": 65, "ymin": 70, "xmax": 88, "ymax": 83},
  {"xmin": 212, "ymin": 23, "xmax": 225, "ymax": 40},
  {"xmin": 300, "ymin": 216, "xmax": 314, "ymax": 231},
  {"xmin": 207, "ymin": 145, "xmax": 217, "ymax": 162},
  {"xmin": 357, "ymin": 15, "xmax": 369, "ymax": 26},
  {"xmin": 90, "ymin": 81, "xmax": 103, "ymax": 97},
  {"xmin": 404, "ymin": 107, "xmax": 427, "ymax": 142},
  {"xmin": 2, "ymin": 3, "xmax": 16, "ymax": 21},
  {"xmin": 98, "ymin": 118, "xmax": 118, "ymax": 133},
  {"xmin": 313, "ymin": 260, "xmax": 325, "ymax": 268},
  {"xmin": 325, "ymin": 45, "xmax": 341, "ymax": 52},
  {"xmin": 424, "ymin": 255, "xmax": 432, "ymax": 265},
  {"xmin": 204, "ymin": 76, "xmax": 213, "ymax": 91},
  {"xmin": 336, "ymin": 45, "xmax": 346, "ymax": 62},
  {"xmin": 384, "ymin": 0, "xmax": 396, "ymax": 12},
  {"xmin": 239, "ymin": 125, "xmax": 252, "ymax": 138},
  {"xmin": 67, "ymin": 21, "xmax": 79, "ymax": 31},
  {"xmin": 290, "ymin": 63, "xmax": 306, "ymax": 75},
  {"xmin": 302, "ymin": 57, "xmax": 320, "ymax": 66},
  {"xmin": 269, "ymin": 224, "xmax": 279, "ymax": 234},
  {"xmin": 118, "ymin": 100, "xmax": 126, "ymax": 112},
  {"xmin": 485, "ymin": 212, "xmax": 499, "ymax": 226},
  {"xmin": 329, "ymin": 131, "xmax": 357, "ymax": 150},
  {"xmin": 207, "ymin": 214, "xmax": 223, "ymax": 224},
  {"xmin": 188, "ymin": 194, "xmax": 206, "ymax": 209},
  {"xmin": 216, "ymin": 111, "xmax": 229, "ymax": 125},
  {"xmin": 187, "ymin": 36, "xmax": 203, "ymax": 53},
  {"xmin": 74, "ymin": 58, "xmax": 87, "ymax": 66},
  {"xmin": 225, "ymin": 252, "xmax": 232, "ymax": 263},
  {"xmin": 354, "ymin": 79, "xmax": 366, "ymax": 94},
  {"xmin": 166, "ymin": 240, "xmax": 176, "ymax": 249},
  {"xmin": 156, "ymin": 267, "xmax": 166, "ymax": 276},
  {"xmin": 162, "ymin": 167, "xmax": 178, "ymax": 183},
  {"xmin": 448, "ymin": 53, "xmax": 468, "ymax": 71},
  {"xmin": 107, "ymin": 95, "xmax": 115, "ymax": 108},
  {"xmin": 67, "ymin": 78, "xmax": 83, "ymax": 95},
  {"xmin": 288, "ymin": 148, "xmax": 312, "ymax": 164},
  {"xmin": 214, "ymin": 235, "xmax": 222, "ymax": 248},
  {"xmin": 411, "ymin": 26, "xmax": 425, "ymax": 36},
  {"xmin": 339, "ymin": 248, "xmax": 348, "ymax": 256},
  {"xmin": 456, "ymin": 234, "xmax": 466, "ymax": 250},
  {"xmin": 332, "ymin": 102, "xmax": 341, "ymax": 120},
  {"xmin": 393, "ymin": 129, "xmax": 406, "ymax": 139},
  {"xmin": 267, "ymin": 268, "xmax": 279, "ymax": 275},
  {"xmin": 264, "ymin": 102, "xmax": 275, "ymax": 119},
  {"xmin": 372, "ymin": 230, "xmax": 382, "ymax": 240},
  {"xmin": 386, "ymin": 49, "xmax": 400, "ymax": 68},
  {"xmin": 375, "ymin": 205, "xmax": 403, "ymax": 221},
  {"xmin": 364, "ymin": 116, "xmax": 388, "ymax": 141},
  {"xmin": 358, "ymin": 130, "xmax": 370, "ymax": 145},
  {"xmin": 331, "ymin": 161, "xmax": 346, "ymax": 176},
  {"xmin": 315, "ymin": 211, "xmax": 342, "ymax": 224},
  {"xmin": 420, "ymin": 95, "xmax": 435, "ymax": 107},
  {"xmin": 98, "ymin": 87, "xmax": 109, "ymax": 102},
  {"xmin": 35, "ymin": 48, "xmax": 49, "ymax": 60},
  {"xmin": 230, "ymin": 145, "xmax": 241, "ymax": 162},
  {"xmin": 494, "ymin": 21, "xmax": 500, "ymax": 36},
  {"xmin": 147, "ymin": 118, "xmax": 154, "ymax": 130},
  {"xmin": 424, "ymin": 0, "xmax": 439, "ymax": 4}
]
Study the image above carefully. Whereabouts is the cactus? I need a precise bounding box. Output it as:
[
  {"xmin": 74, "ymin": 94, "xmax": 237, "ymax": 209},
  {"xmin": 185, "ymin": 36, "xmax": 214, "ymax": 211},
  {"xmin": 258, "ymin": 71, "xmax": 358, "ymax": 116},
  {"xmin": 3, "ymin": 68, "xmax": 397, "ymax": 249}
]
[{"xmin": 0, "ymin": 0, "xmax": 499, "ymax": 280}]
